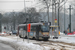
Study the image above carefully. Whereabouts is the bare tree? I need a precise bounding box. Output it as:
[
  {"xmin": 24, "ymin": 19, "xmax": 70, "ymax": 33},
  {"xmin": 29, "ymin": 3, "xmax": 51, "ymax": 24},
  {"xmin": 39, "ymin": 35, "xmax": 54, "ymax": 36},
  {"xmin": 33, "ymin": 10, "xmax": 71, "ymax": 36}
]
[
  {"xmin": 27, "ymin": 7, "xmax": 41, "ymax": 23},
  {"xmin": 38, "ymin": 0, "xmax": 52, "ymax": 22}
]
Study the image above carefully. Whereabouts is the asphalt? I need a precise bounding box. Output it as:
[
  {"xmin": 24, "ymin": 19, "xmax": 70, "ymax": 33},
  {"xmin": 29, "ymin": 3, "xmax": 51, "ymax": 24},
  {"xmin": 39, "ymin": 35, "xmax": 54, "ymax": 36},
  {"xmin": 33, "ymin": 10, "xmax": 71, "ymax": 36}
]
[{"xmin": 0, "ymin": 43, "xmax": 15, "ymax": 50}]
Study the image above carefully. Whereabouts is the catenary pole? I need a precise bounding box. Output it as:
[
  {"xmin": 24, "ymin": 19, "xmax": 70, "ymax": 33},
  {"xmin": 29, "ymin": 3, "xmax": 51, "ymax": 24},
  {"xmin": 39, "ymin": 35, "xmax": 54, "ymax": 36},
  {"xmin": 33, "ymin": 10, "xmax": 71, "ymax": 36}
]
[
  {"xmin": 23, "ymin": 0, "xmax": 26, "ymax": 42},
  {"xmin": 52, "ymin": 0, "xmax": 54, "ymax": 25},
  {"xmin": 64, "ymin": 0, "xmax": 65, "ymax": 31},
  {"xmin": 68, "ymin": 5, "xmax": 72, "ymax": 33},
  {"xmin": 58, "ymin": 0, "xmax": 60, "ymax": 28}
]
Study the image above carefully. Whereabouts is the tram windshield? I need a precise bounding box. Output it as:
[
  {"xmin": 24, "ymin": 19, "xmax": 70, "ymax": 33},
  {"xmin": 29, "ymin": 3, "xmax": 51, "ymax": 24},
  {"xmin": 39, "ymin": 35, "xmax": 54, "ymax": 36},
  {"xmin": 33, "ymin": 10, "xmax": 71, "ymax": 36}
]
[{"xmin": 41, "ymin": 25, "xmax": 49, "ymax": 32}]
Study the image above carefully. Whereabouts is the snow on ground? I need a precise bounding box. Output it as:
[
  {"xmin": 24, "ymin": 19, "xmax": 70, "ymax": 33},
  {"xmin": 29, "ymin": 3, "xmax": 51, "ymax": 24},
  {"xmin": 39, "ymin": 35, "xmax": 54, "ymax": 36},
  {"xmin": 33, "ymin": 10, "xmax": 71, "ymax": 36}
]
[
  {"xmin": 50, "ymin": 32, "xmax": 75, "ymax": 44},
  {"xmin": 0, "ymin": 36, "xmax": 55, "ymax": 50},
  {"xmin": 1, "ymin": 35, "xmax": 73, "ymax": 50},
  {"xmin": 0, "ymin": 36, "xmax": 43, "ymax": 50},
  {"xmin": 0, "ymin": 32, "xmax": 75, "ymax": 50}
]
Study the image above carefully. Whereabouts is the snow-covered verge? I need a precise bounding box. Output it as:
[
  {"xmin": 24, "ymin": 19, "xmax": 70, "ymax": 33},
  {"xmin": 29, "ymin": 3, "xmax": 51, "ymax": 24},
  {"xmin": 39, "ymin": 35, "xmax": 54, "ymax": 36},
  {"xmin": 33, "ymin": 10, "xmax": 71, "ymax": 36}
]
[
  {"xmin": 0, "ymin": 35, "xmax": 75, "ymax": 50},
  {"xmin": 49, "ymin": 32, "xmax": 75, "ymax": 44},
  {"xmin": 49, "ymin": 35, "xmax": 75, "ymax": 44},
  {"xmin": 0, "ymin": 36, "xmax": 55, "ymax": 50}
]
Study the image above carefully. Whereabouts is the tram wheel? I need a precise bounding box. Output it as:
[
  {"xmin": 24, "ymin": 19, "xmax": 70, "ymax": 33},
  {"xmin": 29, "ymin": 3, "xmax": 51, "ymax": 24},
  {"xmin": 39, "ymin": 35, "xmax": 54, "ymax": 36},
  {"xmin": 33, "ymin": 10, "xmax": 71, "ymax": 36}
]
[
  {"xmin": 32, "ymin": 37, "xmax": 35, "ymax": 40},
  {"xmin": 24, "ymin": 36, "xmax": 27, "ymax": 39},
  {"xmin": 56, "ymin": 37, "xmax": 58, "ymax": 39}
]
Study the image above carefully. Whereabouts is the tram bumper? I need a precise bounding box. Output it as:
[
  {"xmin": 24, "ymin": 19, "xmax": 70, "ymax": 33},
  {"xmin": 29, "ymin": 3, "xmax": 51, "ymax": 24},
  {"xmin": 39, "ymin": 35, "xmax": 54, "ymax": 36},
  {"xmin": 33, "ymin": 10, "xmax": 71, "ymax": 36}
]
[
  {"xmin": 42, "ymin": 36, "xmax": 49, "ymax": 40},
  {"xmin": 42, "ymin": 36, "xmax": 50, "ymax": 38}
]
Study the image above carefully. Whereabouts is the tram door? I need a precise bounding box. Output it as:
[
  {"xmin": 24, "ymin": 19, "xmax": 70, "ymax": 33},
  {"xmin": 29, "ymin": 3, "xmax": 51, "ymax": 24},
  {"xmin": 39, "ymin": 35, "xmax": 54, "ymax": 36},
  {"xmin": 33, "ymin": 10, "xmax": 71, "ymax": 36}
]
[{"xmin": 36, "ymin": 25, "xmax": 40, "ymax": 39}]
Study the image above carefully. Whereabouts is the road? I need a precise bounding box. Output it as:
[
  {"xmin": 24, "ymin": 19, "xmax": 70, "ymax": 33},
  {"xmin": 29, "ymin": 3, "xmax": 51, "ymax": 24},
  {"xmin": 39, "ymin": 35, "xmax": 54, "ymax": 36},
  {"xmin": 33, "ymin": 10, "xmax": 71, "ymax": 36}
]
[
  {"xmin": 0, "ymin": 42, "xmax": 15, "ymax": 50},
  {"xmin": 1, "ymin": 35, "xmax": 75, "ymax": 50}
]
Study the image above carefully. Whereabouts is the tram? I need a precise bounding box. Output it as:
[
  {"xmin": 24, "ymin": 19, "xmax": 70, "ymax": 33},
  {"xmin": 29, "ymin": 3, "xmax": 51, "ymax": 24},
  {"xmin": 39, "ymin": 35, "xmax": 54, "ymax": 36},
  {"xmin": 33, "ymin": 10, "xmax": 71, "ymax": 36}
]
[{"xmin": 18, "ymin": 22, "xmax": 51, "ymax": 40}]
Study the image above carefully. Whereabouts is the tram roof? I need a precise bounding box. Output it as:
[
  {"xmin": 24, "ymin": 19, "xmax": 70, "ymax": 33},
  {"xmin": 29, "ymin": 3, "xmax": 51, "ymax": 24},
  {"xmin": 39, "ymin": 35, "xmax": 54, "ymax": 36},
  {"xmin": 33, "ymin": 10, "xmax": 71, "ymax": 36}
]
[{"xmin": 19, "ymin": 23, "xmax": 43, "ymax": 26}]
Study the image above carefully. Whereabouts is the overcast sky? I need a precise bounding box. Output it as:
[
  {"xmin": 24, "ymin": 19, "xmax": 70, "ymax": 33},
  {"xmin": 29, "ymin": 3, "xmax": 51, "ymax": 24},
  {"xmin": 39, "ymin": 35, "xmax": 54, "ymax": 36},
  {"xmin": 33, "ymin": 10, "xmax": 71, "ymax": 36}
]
[
  {"xmin": 0, "ymin": 0, "xmax": 73, "ymax": 13},
  {"xmin": 0, "ymin": 0, "xmax": 36, "ymax": 12}
]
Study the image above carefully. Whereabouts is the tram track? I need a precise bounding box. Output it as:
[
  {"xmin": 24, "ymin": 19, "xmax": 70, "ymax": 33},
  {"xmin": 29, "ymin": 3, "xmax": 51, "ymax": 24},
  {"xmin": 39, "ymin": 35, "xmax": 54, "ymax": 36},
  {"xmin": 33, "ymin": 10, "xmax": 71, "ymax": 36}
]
[
  {"xmin": 34, "ymin": 40, "xmax": 75, "ymax": 50},
  {"xmin": 2, "ymin": 35, "xmax": 75, "ymax": 50}
]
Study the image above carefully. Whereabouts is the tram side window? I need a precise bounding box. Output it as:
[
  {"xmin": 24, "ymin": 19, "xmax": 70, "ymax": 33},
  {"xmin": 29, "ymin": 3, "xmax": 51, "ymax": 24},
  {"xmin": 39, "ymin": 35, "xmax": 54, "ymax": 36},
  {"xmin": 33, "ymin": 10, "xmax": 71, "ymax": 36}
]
[
  {"xmin": 23, "ymin": 26, "xmax": 27, "ymax": 31},
  {"xmin": 36, "ymin": 25, "xmax": 41, "ymax": 31},
  {"xmin": 31, "ymin": 26, "xmax": 36, "ymax": 31},
  {"xmin": 19, "ymin": 26, "xmax": 23, "ymax": 30},
  {"xmin": 23, "ymin": 26, "xmax": 25, "ymax": 30}
]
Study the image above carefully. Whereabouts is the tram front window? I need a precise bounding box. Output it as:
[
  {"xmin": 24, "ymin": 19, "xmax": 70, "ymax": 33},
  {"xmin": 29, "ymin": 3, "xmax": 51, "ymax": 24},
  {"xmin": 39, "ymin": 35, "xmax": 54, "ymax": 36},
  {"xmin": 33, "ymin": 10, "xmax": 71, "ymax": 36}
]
[{"xmin": 41, "ymin": 26, "xmax": 49, "ymax": 32}]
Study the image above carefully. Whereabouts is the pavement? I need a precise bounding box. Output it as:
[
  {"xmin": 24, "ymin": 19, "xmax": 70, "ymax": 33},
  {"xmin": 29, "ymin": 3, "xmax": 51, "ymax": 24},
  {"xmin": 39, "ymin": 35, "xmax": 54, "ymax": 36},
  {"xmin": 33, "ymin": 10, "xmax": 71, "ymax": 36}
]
[{"xmin": 0, "ymin": 42, "xmax": 15, "ymax": 50}]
